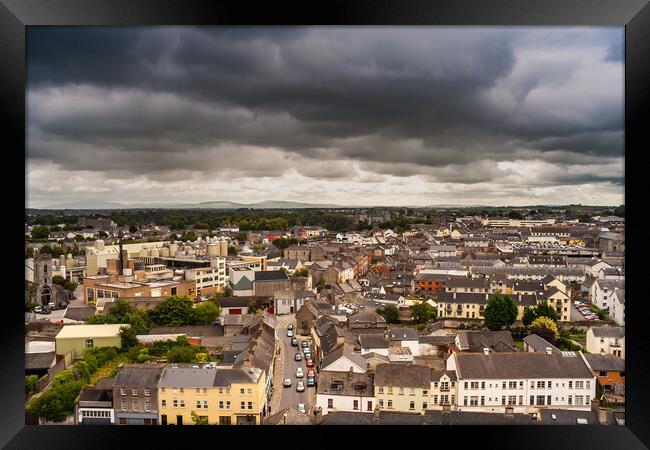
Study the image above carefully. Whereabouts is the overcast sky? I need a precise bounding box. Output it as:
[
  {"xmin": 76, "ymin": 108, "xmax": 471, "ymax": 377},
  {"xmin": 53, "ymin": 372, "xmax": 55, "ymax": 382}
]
[{"xmin": 26, "ymin": 26, "xmax": 624, "ymax": 208}]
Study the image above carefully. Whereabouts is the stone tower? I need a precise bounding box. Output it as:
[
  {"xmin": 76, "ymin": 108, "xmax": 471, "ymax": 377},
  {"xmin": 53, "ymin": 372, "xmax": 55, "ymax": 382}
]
[{"xmin": 33, "ymin": 252, "xmax": 53, "ymax": 305}]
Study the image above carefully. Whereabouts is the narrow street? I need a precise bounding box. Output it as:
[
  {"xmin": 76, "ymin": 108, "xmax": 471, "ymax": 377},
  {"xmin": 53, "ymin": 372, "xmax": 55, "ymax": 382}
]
[{"xmin": 271, "ymin": 314, "xmax": 317, "ymax": 416}]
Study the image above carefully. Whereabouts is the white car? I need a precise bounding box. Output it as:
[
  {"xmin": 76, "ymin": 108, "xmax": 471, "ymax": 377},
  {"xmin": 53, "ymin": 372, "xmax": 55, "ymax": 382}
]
[
  {"xmin": 296, "ymin": 381, "xmax": 305, "ymax": 392},
  {"xmin": 296, "ymin": 367, "xmax": 304, "ymax": 378},
  {"xmin": 287, "ymin": 329, "xmax": 294, "ymax": 337},
  {"xmin": 284, "ymin": 379, "xmax": 292, "ymax": 388},
  {"xmin": 297, "ymin": 403, "xmax": 306, "ymax": 414}
]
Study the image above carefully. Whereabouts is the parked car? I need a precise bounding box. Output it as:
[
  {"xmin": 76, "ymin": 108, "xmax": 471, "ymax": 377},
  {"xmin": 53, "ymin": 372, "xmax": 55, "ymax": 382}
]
[
  {"xmin": 287, "ymin": 324, "xmax": 294, "ymax": 331},
  {"xmin": 307, "ymin": 369, "xmax": 315, "ymax": 378},
  {"xmin": 306, "ymin": 357, "xmax": 314, "ymax": 367},
  {"xmin": 287, "ymin": 329, "xmax": 294, "ymax": 338},
  {"xmin": 301, "ymin": 340, "xmax": 308, "ymax": 348},
  {"xmin": 41, "ymin": 306, "xmax": 52, "ymax": 315},
  {"xmin": 34, "ymin": 306, "xmax": 43, "ymax": 313},
  {"xmin": 295, "ymin": 353, "xmax": 302, "ymax": 361},
  {"xmin": 297, "ymin": 403, "xmax": 306, "ymax": 414},
  {"xmin": 296, "ymin": 381, "xmax": 305, "ymax": 392},
  {"xmin": 306, "ymin": 376, "xmax": 315, "ymax": 387},
  {"xmin": 284, "ymin": 379, "xmax": 292, "ymax": 388},
  {"xmin": 296, "ymin": 367, "xmax": 304, "ymax": 378},
  {"xmin": 291, "ymin": 337, "xmax": 298, "ymax": 346}
]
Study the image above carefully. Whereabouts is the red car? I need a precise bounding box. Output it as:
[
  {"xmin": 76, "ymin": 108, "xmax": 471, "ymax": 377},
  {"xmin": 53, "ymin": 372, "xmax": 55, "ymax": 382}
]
[
  {"xmin": 307, "ymin": 369, "xmax": 315, "ymax": 378},
  {"xmin": 306, "ymin": 357, "xmax": 314, "ymax": 367}
]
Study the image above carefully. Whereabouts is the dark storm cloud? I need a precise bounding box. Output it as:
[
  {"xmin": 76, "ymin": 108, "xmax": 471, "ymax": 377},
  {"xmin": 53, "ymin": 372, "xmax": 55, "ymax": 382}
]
[{"xmin": 26, "ymin": 27, "xmax": 624, "ymax": 206}]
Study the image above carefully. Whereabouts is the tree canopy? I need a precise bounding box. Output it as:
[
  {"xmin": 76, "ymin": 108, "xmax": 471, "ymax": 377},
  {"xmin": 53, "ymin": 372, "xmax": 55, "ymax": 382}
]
[
  {"xmin": 522, "ymin": 302, "xmax": 558, "ymax": 326},
  {"xmin": 483, "ymin": 294, "xmax": 518, "ymax": 331},
  {"xmin": 412, "ymin": 302, "xmax": 437, "ymax": 324},
  {"xmin": 148, "ymin": 295, "xmax": 198, "ymax": 326},
  {"xmin": 528, "ymin": 316, "xmax": 559, "ymax": 345},
  {"xmin": 377, "ymin": 305, "xmax": 400, "ymax": 324}
]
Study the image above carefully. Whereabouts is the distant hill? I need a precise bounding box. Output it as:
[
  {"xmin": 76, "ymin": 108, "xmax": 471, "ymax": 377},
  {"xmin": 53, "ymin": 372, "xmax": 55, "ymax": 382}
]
[{"xmin": 37, "ymin": 199, "xmax": 347, "ymax": 210}]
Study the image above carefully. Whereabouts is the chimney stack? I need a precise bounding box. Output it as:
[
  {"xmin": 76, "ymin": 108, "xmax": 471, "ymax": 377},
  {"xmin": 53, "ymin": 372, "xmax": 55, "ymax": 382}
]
[
  {"xmin": 597, "ymin": 407, "xmax": 609, "ymax": 425},
  {"xmin": 545, "ymin": 347, "xmax": 553, "ymax": 355},
  {"xmin": 483, "ymin": 347, "xmax": 490, "ymax": 356}
]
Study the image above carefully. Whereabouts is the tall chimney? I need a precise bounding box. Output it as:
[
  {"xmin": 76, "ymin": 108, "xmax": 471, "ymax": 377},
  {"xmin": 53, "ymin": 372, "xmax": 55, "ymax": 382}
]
[
  {"xmin": 118, "ymin": 230, "xmax": 124, "ymax": 275},
  {"xmin": 597, "ymin": 407, "xmax": 609, "ymax": 425}
]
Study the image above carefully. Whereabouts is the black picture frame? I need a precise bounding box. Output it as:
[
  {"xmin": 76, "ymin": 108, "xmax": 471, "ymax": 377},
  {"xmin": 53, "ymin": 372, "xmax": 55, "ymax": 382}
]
[{"xmin": 2, "ymin": 0, "xmax": 648, "ymax": 448}]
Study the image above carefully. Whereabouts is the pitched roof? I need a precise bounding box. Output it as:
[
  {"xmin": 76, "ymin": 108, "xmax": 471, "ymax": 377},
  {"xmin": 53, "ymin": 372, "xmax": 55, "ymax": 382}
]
[
  {"xmin": 456, "ymin": 331, "xmax": 516, "ymax": 352},
  {"xmin": 25, "ymin": 351, "xmax": 56, "ymax": 370},
  {"xmin": 255, "ymin": 270, "xmax": 289, "ymax": 282},
  {"xmin": 523, "ymin": 334, "xmax": 561, "ymax": 353},
  {"xmin": 590, "ymin": 325, "xmax": 624, "ymax": 338},
  {"xmin": 453, "ymin": 352, "xmax": 593, "ymax": 379},
  {"xmin": 264, "ymin": 406, "xmax": 316, "ymax": 425},
  {"xmin": 387, "ymin": 327, "xmax": 419, "ymax": 341},
  {"xmin": 583, "ymin": 354, "xmax": 625, "ymax": 372},
  {"xmin": 115, "ymin": 364, "xmax": 164, "ymax": 386},
  {"xmin": 358, "ymin": 334, "xmax": 389, "ymax": 349},
  {"xmin": 56, "ymin": 323, "xmax": 126, "ymax": 339},
  {"xmin": 321, "ymin": 344, "xmax": 367, "ymax": 371},
  {"xmin": 316, "ymin": 370, "xmax": 374, "ymax": 397},
  {"xmin": 374, "ymin": 363, "xmax": 431, "ymax": 388},
  {"xmin": 63, "ymin": 305, "xmax": 97, "ymax": 322}
]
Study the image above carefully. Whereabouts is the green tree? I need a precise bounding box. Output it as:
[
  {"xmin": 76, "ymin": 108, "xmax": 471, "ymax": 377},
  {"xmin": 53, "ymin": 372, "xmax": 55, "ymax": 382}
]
[
  {"xmin": 528, "ymin": 316, "xmax": 559, "ymax": 345},
  {"xmin": 412, "ymin": 302, "xmax": 437, "ymax": 324},
  {"xmin": 522, "ymin": 302, "xmax": 558, "ymax": 326},
  {"xmin": 522, "ymin": 307, "xmax": 537, "ymax": 327},
  {"xmin": 292, "ymin": 267, "xmax": 309, "ymax": 278},
  {"xmin": 317, "ymin": 275, "xmax": 326, "ymax": 292},
  {"xmin": 221, "ymin": 286, "xmax": 233, "ymax": 297},
  {"xmin": 52, "ymin": 275, "xmax": 65, "ymax": 286},
  {"xmin": 27, "ymin": 380, "xmax": 84, "ymax": 422},
  {"xmin": 483, "ymin": 294, "xmax": 518, "ymax": 331},
  {"xmin": 25, "ymin": 247, "xmax": 35, "ymax": 258},
  {"xmin": 228, "ymin": 246, "xmax": 238, "ymax": 256},
  {"xmin": 166, "ymin": 346, "xmax": 196, "ymax": 363},
  {"xmin": 147, "ymin": 296, "xmax": 198, "ymax": 326},
  {"xmin": 136, "ymin": 348, "xmax": 150, "ymax": 363},
  {"xmin": 195, "ymin": 301, "xmax": 221, "ymax": 325},
  {"xmin": 25, "ymin": 375, "xmax": 39, "ymax": 395},
  {"xmin": 31, "ymin": 226, "xmax": 50, "ymax": 239},
  {"xmin": 377, "ymin": 305, "xmax": 400, "ymax": 324},
  {"xmin": 63, "ymin": 281, "xmax": 78, "ymax": 292}
]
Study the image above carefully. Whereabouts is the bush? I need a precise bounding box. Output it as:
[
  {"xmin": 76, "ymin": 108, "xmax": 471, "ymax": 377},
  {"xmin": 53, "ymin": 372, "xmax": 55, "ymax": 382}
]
[
  {"xmin": 25, "ymin": 375, "xmax": 38, "ymax": 394},
  {"xmin": 167, "ymin": 346, "xmax": 196, "ymax": 363},
  {"xmin": 27, "ymin": 380, "xmax": 83, "ymax": 422}
]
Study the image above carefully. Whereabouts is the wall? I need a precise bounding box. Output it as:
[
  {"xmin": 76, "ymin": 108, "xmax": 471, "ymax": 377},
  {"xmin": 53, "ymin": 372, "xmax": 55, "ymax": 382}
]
[
  {"xmin": 55, "ymin": 335, "xmax": 121, "ymax": 360},
  {"xmin": 316, "ymin": 393, "xmax": 375, "ymax": 415}
]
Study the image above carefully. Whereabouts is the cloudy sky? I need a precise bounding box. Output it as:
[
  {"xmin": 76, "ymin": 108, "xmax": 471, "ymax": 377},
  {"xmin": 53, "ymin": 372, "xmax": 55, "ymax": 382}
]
[{"xmin": 26, "ymin": 27, "xmax": 624, "ymax": 208}]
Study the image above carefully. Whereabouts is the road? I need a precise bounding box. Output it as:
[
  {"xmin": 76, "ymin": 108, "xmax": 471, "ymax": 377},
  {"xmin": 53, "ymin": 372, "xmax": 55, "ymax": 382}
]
[{"xmin": 274, "ymin": 314, "xmax": 317, "ymax": 415}]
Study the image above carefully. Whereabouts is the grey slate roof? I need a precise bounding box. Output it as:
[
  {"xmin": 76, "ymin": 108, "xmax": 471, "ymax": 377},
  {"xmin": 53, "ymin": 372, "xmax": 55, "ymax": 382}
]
[
  {"xmin": 115, "ymin": 364, "xmax": 164, "ymax": 387},
  {"xmin": 25, "ymin": 351, "xmax": 56, "ymax": 370},
  {"xmin": 387, "ymin": 327, "xmax": 419, "ymax": 341},
  {"xmin": 264, "ymin": 406, "xmax": 316, "ymax": 425},
  {"xmin": 316, "ymin": 370, "xmax": 374, "ymax": 397},
  {"xmin": 321, "ymin": 344, "xmax": 367, "ymax": 371},
  {"xmin": 64, "ymin": 305, "xmax": 96, "ymax": 322},
  {"xmin": 456, "ymin": 331, "xmax": 516, "ymax": 352},
  {"xmin": 453, "ymin": 352, "xmax": 594, "ymax": 379},
  {"xmin": 255, "ymin": 270, "xmax": 289, "ymax": 282},
  {"xmin": 358, "ymin": 334, "xmax": 389, "ymax": 349},
  {"xmin": 523, "ymin": 334, "xmax": 561, "ymax": 353},
  {"xmin": 374, "ymin": 363, "xmax": 431, "ymax": 388},
  {"xmin": 590, "ymin": 325, "xmax": 625, "ymax": 338},
  {"xmin": 158, "ymin": 367, "xmax": 260, "ymax": 388},
  {"xmin": 583, "ymin": 354, "xmax": 625, "ymax": 372}
]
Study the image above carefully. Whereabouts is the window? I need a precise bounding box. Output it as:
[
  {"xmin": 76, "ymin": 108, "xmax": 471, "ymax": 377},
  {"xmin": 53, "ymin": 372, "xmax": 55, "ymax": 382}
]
[
  {"xmin": 247, "ymin": 388, "xmax": 252, "ymax": 395},
  {"xmin": 463, "ymin": 397, "xmax": 468, "ymax": 406},
  {"xmin": 586, "ymin": 381, "xmax": 591, "ymax": 389},
  {"xmin": 387, "ymin": 387, "xmax": 393, "ymax": 394},
  {"xmin": 440, "ymin": 381, "xmax": 449, "ymax": 391},
  {"xmin": 180, "ymin": 400, "xmax": 185, "ymax": 408},
  {"xmin": 387, "ymin": 400, "xmax": 394, "ymax": 408},
  {"xmin": 530, "ymin": 382, "xmax": 535, "ymax": 389},
  {"xmin": 399, "ymin": 388, "xmax": 404, "ymax": 395},
  {"xmin": 196, "ymin": 400, "xmax": 201, "ymax": 409},
  {"xmin": 547, "ymin": 396, "xmax": 552, "ymax": 406},
  {"xmin": 378, "ymin": 387, "xmax": 384, "ymax": 394},
  {"xmin": 501, "ymin": 396, "xmax": 506, "ymax": 405},
  {"xmin": 218, "ymin": 388, "xmax": 223, "ymax": 394},
  {"xmin": 219, "ymin": 401, "xmax": 224, "ymax": 409},
  {"xmin": 502, "ymin": 381, "xmax": 506, "ymax": 390},
  {"xmin": 196, "ymin": 388, "xmax": 200, "ymax": 393},
  {"xmin": 145, "ymin": 401, "xmax": 151, "ymax": 411},
  {"xmin": 568, "ymin": 381, "xmax": 573, "ymax": 389},
  {"xmin": 433, "ymin": 395, "xmax": 438, "ymax": 405},
  {"xmin": 409, "ymin": 401, "xmax": 415, "ymax": 410},
  {"xmin": 568, "ymin": 396, "xmax": 573, "ymax": 405},
  {"xmin": 133, "ymin": 401, "xmax": 139, "ymax": 411},
  {"xmin": 480, "ymin": 396, "xmax": 485, "ymax": 406},
  {"xmin": 144, "ymin": 388, "xmax": 150, "ymax": 397},
  {"xmin": 162, "ymin": 388, "xmax": 166, "ymax": 393},
  {"xmin": 120, "ymin": 388, "xmax": 127, "ymax": 396},
  {"xmin": 423, "ymin": 402, "xmax": 428, "ymax": 410},
  {"xmin": 548, "ymin": 380, "xmax": 552, "ymax": 389},
  {"xmin": 536, "ymin": 396, "xmax": 545, "ymax": 406},
  {"xmin": 470, "ymin": 396, "xmax": 478, "ymax": 406},
  {"xmin": 173, "ymin": 399, "xmax": 178, "ymax": 407},
  {"xmin": 121, "ymin": 400, "xmax": 127, "ymax": 411},
  {"xmin": 180, "ymin": 388, "xmax": 184, "ymax": 393},
  {"xmin": 508, "ymin": 396, "xmax": 516, "ymax": 405},
  {"xmin": 353, "ymin": 400, "xmax": 359, "ymax": 411},
  {"xmin": 575, "ymin": 396, "xmax": 584, "ymax": 406},
  {"xmin": 576, "ymin": 381, "xmax": 584, "ymax": 389},
  {"xmin": 85, "ymin": 339, "xmax": 94, "ymax": 349},
  {"xmin": 519, "ymin": 381, "xmax": 524, "ymax": 389},
  {"xmin": 464, "ymin": 382, "xmax": 468, "ymax": 389},
  {"xmin": 599, "ymin": 371, "xmax": 607, "ymax": 376},
  {"xmin": 509, "ymin": 381, "xmax": 517, "ymax": 389},
  {"xmin": 451, "ymin": 395, "xmax": 455, "ymax": 405},
  {"xmin": 537, "ymin": 381, "xmax": 545, "ymax": 389},
  {"xmin": 241, "ymin": 402, "xmax": 245, "ymax": 410},
  {"xmin": 132, "ymin": 388, "xmax": 138, "ymax": 396},
  {"xmin": 530, "ymin": 396, "xmax": 534, "ymax": 405},
  {"xmin": 367, "ymin": 401, "xmax": 373, "ymax": 411},
  {"xmin": 379, "ymin": 399, "xmax": 384, "ymax": 408},
  {"xmin": 248, "ymin": 402, "xmax": 252, "ymax": 410},
  {"xmin": 470, "ymin": 382, "xmax": 479, "ymax": 389},
  {"xmin": 226, "ymin": 401, "xmax": 230, "ymax": 409},
  {"xmin": 433, "ymin": 382, "xmax": 438, "ymax": 388},
  {"xmin": 518, "ymin": 396, "xmax": 523, "ymax": 406},
  {"xmin": 240, "ymin": 389, "xmax": 245, "ymax": 395},
  {"xmin": 161, "ymin": 399, "xmax": 167, "ymax": 407},
  {"xmin": 410, "ymin": 388, "xmax": 415, "ymax": 396}
]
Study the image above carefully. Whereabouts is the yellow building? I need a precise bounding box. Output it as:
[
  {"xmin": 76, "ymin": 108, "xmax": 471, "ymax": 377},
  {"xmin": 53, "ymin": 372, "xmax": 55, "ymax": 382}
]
[
  {"xmin": 375, "ymin": 364, "xmax": 432, "ymax": 414},
  {"xmin": 55, "ymin": 324, "xmax": 127, "ymax": 360},
  {"xmin": 157, "ymin": 366, "xmax": 266, "ymax": 425}
]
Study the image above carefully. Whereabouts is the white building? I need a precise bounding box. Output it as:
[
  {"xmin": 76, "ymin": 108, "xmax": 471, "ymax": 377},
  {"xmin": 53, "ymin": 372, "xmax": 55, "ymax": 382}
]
[
  {"xmin": 589, "ymin": 279, "xmax": 624, "ymax": 311},
  {"xmin": 387, "ymin": 327, "xmax": 420, "ymax": 356},
  {"xmin": 446, "ymin": 349, "xmax": 596, "ymax": 414},
  {"xmin": 586, "ymin": 326, "xmax": 625, "ymax": 359},
  {"xmin": 609, "ymin": 288, "xmax": 625, "ymax": 326},
  {"xmin": 315, "ymin": 370, "xmax": 375, "ymax": 415}
]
